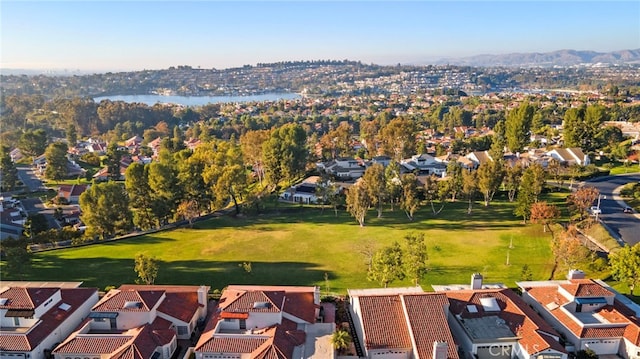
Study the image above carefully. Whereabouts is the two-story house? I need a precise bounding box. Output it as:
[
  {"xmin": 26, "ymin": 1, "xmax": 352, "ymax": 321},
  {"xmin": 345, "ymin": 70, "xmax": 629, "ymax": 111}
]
[
  {"xmin": 518, "ymin": 270, "xmax": 640, "ymax": 358},
  {"xmin": 317, "ymin": 157, "xmax": 366, "ymax": 179},
  {"xmin": 434, "ymin": 274, "xmax": 566, "ymax": 359},
  {"xmin": 401, "ymin": 154, "xmax": 447, "ymax": 176},
  {"xmin": 0, "ymin": 282, "xmax": 99, "ymax": 359},
  {"xmin": 52, "ymin": 285, "xmax": 209, "ymax": 359},
  {"xmin": 348, "ymin": 286, "xmax": 459, "ymax": 359},
  {"xmin": 194, "ymin": 285, "xmax": 333, "ymax": 359}
]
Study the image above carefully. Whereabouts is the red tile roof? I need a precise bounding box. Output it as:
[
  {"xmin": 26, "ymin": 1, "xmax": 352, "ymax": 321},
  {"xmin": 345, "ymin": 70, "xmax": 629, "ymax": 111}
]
[
  {"xmin": 218, "ymin": 286, "xmax": 317, "ymax": 324},
  {"xmin": 526, "ymin": 283, "xmax": 639, "ymax": 344},
  {"xmin": 93, "ymin": 290, "xmax": 164, "ymax": 312},
  {"xmin": 445, "ymin": 289, "xmax": 565, "ymax": 355},
  {"xmin": 197, "ymin": 337, "xmax": 266, "ymax": 354},
  {"xmin": 55, "ymin": 323, "xmax": 175, "ymax": 358},
  {"xmin": 358, "ymin": 295, "xmax": 412, "ymax": 350},
  {"xmin": 0, "ymin": 287, "xmax": 97, "ymax": 352},
  {"xmin": 403, "ymin": 294, "xmax": 459, "ymax": 359},
  {"xmin": 219, "ymin": 290, "xmax": 283, "ymax": 314},
  {"xmin": 195, "ymin": 286, "xmax": 316, "ymax": 359},
  {"xmin": 55, "ymin": 335, "xmax": 133, "ymax": 354},
  {"xmin": 0, "ymin": 287, "xmax": 59, "ymax": 309},
  {"xmin": 560, "ymin": 279, "xmax": 614, "ymax": 297}
]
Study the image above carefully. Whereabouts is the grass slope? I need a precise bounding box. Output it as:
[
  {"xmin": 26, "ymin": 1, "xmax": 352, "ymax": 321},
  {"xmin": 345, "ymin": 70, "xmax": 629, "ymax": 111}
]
[{"xmin": 16, "ymin": 200, "xmax": 560, "ymax": 293}]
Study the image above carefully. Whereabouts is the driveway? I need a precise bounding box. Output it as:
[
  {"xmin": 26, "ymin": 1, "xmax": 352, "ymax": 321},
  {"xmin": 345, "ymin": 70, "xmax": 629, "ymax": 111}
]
[
  {"xmin": 17, "ymin": 165, "xmax": 45, "ymax": 191},
  {"xmin": 586, "ymin": 174, "xmax": 640, "ymax": 246},
  {"xmin": 21, "ymin": 197, "xmax": 61, "ymax": 230}
]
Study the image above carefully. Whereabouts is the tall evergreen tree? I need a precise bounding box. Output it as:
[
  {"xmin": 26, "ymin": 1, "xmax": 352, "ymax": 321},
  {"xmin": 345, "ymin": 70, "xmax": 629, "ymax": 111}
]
[
  {"xmin": 505, "ymin": 102, "xmax": 534, "ymax": 153},
  {"xmin": 0, "ymin": 145, "xmax": 19, "ymax": 191},
  {"xmin": 44, "ymin": 142, "xmax": 69, "ymax": 181},
  {"xmin": 262, "ymin": 124, "xmax": 307, "ymax": 187},
  {"xmin": 362, "ymin": 163, "xmax": 387, "ymax": 218}
]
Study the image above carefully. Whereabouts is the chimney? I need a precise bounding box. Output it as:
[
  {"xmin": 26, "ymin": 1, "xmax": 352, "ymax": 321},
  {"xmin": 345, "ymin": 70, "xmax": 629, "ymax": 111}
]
[
  {"xmin": 471, "ymin": 273, "xmax": 483, "ymax": 290},
  {"xmin": 197, "ymin": 285, "xmax": 208, "ymax": 306},
  {"xmin": 567, "ymin": 269, "xmax": 585, "ymax": 280},
  {"xmin": 433, "ymin": 341, "xmax": 448, "ymax": 359}
]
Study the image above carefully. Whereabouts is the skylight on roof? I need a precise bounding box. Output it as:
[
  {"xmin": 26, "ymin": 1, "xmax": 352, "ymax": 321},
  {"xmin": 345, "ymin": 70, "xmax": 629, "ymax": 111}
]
[
  {"xmin": 253, "ymin": 301, "xmax": 271, "ymax": 309},
  {"xmin": 467, "ymin": 304, "xmax": 478, "ymax": 313},
  {"xmin": 59, "ymin": 303, "xmax": 71, "ymax": 311},
  {"xmin": 123, "ymin": 301, "xmax": 142, "ymax": 309},
  {"xmin": 480, "ymin": 297, "xmax": 501, "ymax": 312}
]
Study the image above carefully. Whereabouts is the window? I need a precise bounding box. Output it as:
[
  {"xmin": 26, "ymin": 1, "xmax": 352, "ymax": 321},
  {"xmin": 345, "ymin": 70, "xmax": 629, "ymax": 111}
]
[
  {"xmin": 13, "ymin": 317, "xmax": 20, "ymax": 326},
  {"xmin": 177, "ymin": 326, "xmax": 188, "ymax": 335}
]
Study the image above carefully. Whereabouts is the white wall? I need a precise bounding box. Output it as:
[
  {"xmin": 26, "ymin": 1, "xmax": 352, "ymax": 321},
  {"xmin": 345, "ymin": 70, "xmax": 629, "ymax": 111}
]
[
  {"xmin": 246, "ymin": 312, "xmax": 281, "ymax": 330},
  {"xmin": 34, "ymin": 291, "xmax": 63, "ymax": 318},
  {"xmin": 621, "ymin": 338, "xmax": 640, "ymax": 359},
  {"xmin": 35, "ymin": 290, "xmax": 99, "ymax": 359},
  {"xmin": 366, "ymin": 349, "xmax": 410, "ymax": 359},
  {"xmin": 115, "ymin": 310, "xmax": 155, "ymax": 329},
  {"xmin": 579, "ymin": 339, "xmax": 620, "ymax": 355}
]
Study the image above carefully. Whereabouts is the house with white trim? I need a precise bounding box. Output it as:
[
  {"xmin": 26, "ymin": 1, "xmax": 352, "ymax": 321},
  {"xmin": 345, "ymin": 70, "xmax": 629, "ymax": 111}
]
[
  {"xmin": 194, "ymin": 285, "xmax": 333, "ymax": 359},
  {"xmin": 0, "ymin": 281, "xmax": 99, "ymax": 359},
  {"xmin": 52, "ymin": 285, "xmax": 209, "ymax": 359},
  {"xmin": 348, "ymin": 286, "xmax": 459, "ymax": 359},
  {"xmin": 434, "ymin": 274, "xmax": 567, "ymax": 359},
  {"xmin": 517, "ymin": 270, "xmax": 640, "ymax": 358},
  {"xmin": 546, "ymin": 148, "xmax": 590, "ymax": 166}
]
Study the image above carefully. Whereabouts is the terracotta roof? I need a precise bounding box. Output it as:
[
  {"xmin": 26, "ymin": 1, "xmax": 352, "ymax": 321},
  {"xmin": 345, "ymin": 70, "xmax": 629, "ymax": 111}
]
[
  {"xmin": 526, "ymin": 283, "xmax": 637, "ymax": 342},
  {"xmin": 54, "ymin": 335, "xmax": 133, "ymax": 353},
  {"xmin": 403, "ymin": 294, "xmax": 459, "ymax": 359},
  {"xmin": 445, "ymin": 289, "xmax": 565, "ymax": 355},
  {"xmin": 560, "ymin": 279, "xmax": 614, "ymax": 297},
  {"xmin": 196, "ymin": 337, "xmax": 266, "ymax": 353},
  {"xmin": 280, "ymin": 291, "xmax": 317, "ymax": 323},
  {"xmin": 0, "ymin": 287, "xmax": 97, "ymax": 352},
  {"xmin": 358, "ymin": 295, "xmax": 412, "ymax": 350},
  {"xmin": 0, "ymin": 287, "xmax": 58, "ymax": 309},
  {"xmin": 218, "ymin": 286, "xmax": 317, "ymax": 323},
  {"xmin": 55, "ymin": 322, "xmax": 175, "ymax": 358},
  {"xmin": 93, "ymin": 290, "xmax": 164, "ymax": 312},
  {"xmin": 157, "ymin": 292, "xmax": 199, "ymax": 323},
  {"xmin": 219, "ymin": 290, "xmax": 283, "ymax": 313}
]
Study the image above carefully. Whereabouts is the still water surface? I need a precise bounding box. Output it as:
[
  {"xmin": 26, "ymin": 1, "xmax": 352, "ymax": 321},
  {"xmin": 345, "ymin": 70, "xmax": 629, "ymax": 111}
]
[{"xmin": 93, "ymin": 93, "xmax": 301, "ymax": 106}]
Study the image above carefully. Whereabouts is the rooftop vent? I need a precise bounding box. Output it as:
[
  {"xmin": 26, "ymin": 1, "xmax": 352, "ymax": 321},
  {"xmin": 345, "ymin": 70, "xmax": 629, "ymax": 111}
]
[
  {"xmin": 567, "ymin": 269, "xmax": 586, "ymax": 280},
  {"xmin": 433, "ymin": 341, "xmax": 448, "ymax": 359},
  {"xmin": 123, "ymin": 301, "xmax": 143, "ymax": 309}
]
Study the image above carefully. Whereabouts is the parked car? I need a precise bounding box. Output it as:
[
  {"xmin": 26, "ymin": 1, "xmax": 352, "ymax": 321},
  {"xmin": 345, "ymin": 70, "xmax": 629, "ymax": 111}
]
[
  {"xmin": 623, "ymin": 207, "xmax": 634, "ymax": 214},
  {"xmin": 589, "ymin": 206, "xmax": 602, "ymax": 215}
]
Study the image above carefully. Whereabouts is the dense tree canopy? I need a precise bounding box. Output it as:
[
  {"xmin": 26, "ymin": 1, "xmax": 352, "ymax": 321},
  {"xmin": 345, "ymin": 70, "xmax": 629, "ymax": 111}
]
[{"xmin": 80, "ymin": 181, "xmax": 132, "ymax": 239}]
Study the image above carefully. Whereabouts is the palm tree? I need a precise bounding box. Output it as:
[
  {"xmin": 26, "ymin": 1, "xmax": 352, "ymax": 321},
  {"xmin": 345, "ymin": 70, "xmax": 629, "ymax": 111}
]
[{"xmin": 331, "ymin": 329, "xmax": 352, "ymax": 354}]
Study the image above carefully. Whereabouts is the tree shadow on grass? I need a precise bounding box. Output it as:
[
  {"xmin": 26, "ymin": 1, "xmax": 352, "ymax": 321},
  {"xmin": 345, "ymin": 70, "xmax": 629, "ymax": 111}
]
[
  {"xmin": 15, "ymin": 256, "xmax": 335, "ymax": 293},
  {"xmin": 193, "ymin": 201, "xmax": 525, "ymax": 232}
]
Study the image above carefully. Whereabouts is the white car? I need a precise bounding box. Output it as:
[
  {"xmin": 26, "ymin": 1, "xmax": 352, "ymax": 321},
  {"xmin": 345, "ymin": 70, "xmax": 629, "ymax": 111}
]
[{"xmin": 589, "ymin": 206, "xmax": 602, "ymax": 215}]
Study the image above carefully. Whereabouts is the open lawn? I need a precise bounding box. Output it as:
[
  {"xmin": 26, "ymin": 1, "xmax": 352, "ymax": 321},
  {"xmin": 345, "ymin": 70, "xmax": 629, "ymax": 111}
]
[{"xmin": 10, "ymin": 198, "xmax": 583, "ymax": 294}]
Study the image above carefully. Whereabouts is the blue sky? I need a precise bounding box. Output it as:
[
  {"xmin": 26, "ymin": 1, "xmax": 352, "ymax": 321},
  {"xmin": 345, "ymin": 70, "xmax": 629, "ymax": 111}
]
[{"xmin": 2, "ymin": 1, "xmax": 639, "ymax": 71}]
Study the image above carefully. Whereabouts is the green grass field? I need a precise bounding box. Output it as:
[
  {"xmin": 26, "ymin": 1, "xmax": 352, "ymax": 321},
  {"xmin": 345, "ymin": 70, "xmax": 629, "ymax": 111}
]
[{"xmin": 12, "ymin": 199, "xmax": 574, "ymax": 294}]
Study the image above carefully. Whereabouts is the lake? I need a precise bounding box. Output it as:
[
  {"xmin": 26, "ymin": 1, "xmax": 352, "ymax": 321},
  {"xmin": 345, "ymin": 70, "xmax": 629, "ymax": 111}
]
[{"xmin": 93, "ymin": 93, "xmax": 301, "ymax": 106}]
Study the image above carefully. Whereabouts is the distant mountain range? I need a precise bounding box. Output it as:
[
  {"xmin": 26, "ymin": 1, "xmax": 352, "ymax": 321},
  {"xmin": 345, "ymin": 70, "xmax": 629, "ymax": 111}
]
[{"xmin": 431, "ymin": 49, "xmax": 640, "ymax": 67}]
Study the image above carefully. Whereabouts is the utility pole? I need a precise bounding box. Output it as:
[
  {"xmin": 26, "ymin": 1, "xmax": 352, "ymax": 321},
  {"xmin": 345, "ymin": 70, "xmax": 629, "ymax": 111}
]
[{"xmin": 595, "ymin": 194, "xmax": 606, "ymax": 222}]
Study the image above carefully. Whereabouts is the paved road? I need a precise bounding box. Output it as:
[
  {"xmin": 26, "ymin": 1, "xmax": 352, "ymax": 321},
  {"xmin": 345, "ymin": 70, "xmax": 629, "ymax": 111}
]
[
  {"xmin": 586, "ymin": 174, "xmax": 640, "ymax": 246},
  {"xmin": 17, "ymin": 165, "xmax": 45, "ymax": 191},
  {"xmin": 21, "ymin": 197, "xmax": 61, "ymax": 230}
]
